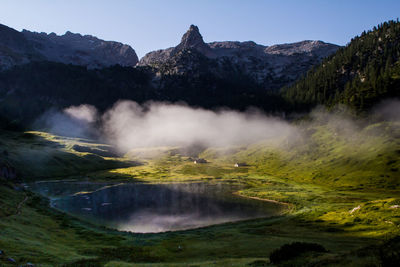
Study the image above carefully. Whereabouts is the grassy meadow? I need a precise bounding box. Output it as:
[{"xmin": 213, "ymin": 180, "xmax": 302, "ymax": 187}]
[{"xmin": 0, "ymin": 119, "xmax": 399, "ymax": 266}]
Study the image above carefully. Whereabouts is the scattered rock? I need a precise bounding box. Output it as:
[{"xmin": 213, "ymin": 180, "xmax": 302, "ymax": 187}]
[
  {"xmin": 7, "ymin": 257, "xmax": 16, "ymax": 263},
  {"xmin": 389, "ymin": 205, "xmax": 400, "ymax": 209},
  {"xmin": 349, "ymin": 205, "xmax": 361, "ymax": 214}
]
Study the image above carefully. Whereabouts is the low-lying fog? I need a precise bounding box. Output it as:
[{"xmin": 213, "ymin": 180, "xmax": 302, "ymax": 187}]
[{"xmin": 37, "ymin": 99, "xmax": 400, "ymax": 153}]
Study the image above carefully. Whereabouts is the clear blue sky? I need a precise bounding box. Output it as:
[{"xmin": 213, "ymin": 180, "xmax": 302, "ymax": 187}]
[{"xmin": 1, "ymin": 0, "xmax": 399, "ymax": 58}]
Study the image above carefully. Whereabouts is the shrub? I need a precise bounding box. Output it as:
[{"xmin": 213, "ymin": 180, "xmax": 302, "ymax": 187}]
[{"xmin": 269, "ymin": 242, "xmax": 327, "ymax": 264}]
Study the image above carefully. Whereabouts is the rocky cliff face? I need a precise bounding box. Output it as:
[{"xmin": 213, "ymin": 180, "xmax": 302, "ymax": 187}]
[
  {"xmin": 0, "ymin": 23, "xmax": 138, "ymax": 70},
  {"xmin": 139, "ymin": 25, "xmax": 340, "ymax": 90}
]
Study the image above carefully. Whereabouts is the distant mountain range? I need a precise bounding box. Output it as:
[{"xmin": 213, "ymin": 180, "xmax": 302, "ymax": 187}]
[
  {"xmin": 0, "ymin": 23, "xmax": 339, "ymax": 91},
  {"xmin": 0, "ymin": 21, "xmax": 398, "ymax": 129}
]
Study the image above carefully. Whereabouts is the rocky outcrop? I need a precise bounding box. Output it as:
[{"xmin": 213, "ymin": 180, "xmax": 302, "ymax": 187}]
[
  {"xmin": 139, "ymin": 25, "xmax": 215, "ymax": 66},
  {"xmin": 139, "ymin": 25, "xmax": 340, "ymax": 90},
  {"xmin": 0, "ymin": 23, "xmax": 138, "ymax": 70},
  {"xmin": 173, "ymin": 25, "xmax": 215, "ymax": 57}
]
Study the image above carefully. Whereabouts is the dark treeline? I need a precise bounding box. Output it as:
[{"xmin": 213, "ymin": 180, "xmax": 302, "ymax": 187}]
[
  {"xmin": 0, "ymin": 60, "xmax": 286, "ymax": 128},
  {"xmin": 0, "ymin": 63, "xmax": 153, "ymax": 127}
]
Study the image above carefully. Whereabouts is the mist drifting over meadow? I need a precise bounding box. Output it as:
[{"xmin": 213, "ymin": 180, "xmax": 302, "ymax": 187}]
[
  {"xmin": 101, "ymin": 100, "xmax": 296, "ymax": 150},
  {"xmin": 39, "ymin": 98, "xmax": 400, "ymax": 153}
]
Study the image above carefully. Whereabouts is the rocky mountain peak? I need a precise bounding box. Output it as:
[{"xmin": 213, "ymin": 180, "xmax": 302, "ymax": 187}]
[
  {"xmin": 179, "ymin": 25, "xmax": 204, "ymax": 48},
  {"xmin": 173, "ymin": 25, "xmax": 214, "ymax": 57}
]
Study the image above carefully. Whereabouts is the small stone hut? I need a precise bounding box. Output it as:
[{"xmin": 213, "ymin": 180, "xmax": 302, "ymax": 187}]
[
  {"xmin": 194, "ymin": 158, "xmax": 207, "ymax": 164},
  {"xmin": 234, "ymin": 162, "xmax": 248, "ymax": 167}
]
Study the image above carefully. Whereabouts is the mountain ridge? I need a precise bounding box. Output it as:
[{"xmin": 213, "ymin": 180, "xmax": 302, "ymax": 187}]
[
  {"xmin": 0, "ymin": 24, "xmax": 139, "ymax": 69},
  {"xmin": 138, "ymin": 25, "xmax": 340, "ymax": 90},
  {"xmin": 139, "ymin": 25, "xmax": 340, "ymax": 65}
]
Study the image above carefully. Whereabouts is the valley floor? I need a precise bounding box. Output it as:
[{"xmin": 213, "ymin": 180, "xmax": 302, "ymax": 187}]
[{"xmin": 0, "ymin": 124, "xmax": 399, "ymax": 266}]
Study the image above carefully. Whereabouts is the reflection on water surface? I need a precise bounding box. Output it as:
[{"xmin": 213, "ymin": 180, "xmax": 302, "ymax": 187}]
[{"xmin": 30, "ymin": 182, "xmax": 283, "ymax": 233}]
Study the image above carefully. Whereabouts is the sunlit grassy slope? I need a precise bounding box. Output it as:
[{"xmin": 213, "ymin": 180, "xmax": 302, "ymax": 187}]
[
  {"xmin": 104, "ymin": 120, "xmax": 399, "ymax": 191},
  {"xmin": 0, "ymin": 120, "xmax": 399, "ymax": 266},
  {"xmin": 0, "ymin": 131, "xmax": 132, "ymax": 180},
  {"xmin": 200, "ymin": 121, "xmax": 400, "ymax": 189}
]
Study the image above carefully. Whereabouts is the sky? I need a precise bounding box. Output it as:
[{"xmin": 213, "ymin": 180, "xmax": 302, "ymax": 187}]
[{"xmin": 1, "ymin": 0, "xmax": 399, "ymax": 58}]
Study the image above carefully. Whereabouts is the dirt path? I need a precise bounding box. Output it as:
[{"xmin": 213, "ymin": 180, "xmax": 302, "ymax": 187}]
[
  {"xmin": 2, "ymin": 194, "xmax": 29, "ymax": 218},
  {"xmin": 12, "ymin": 195, "xmax": 29, "ymax": 216},
  {"xmin": 233, "ymin": 191, "xmax": 291, "ymax": 206}
]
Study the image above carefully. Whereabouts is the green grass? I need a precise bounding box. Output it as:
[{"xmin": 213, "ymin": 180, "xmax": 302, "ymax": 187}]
[
  {"xmin": 0, "ymin": 120, "xmax": 399, "ymax": 266},
  {"xmin": 0, "ymin": 130, "xmax": 131, "ymax": 180}
]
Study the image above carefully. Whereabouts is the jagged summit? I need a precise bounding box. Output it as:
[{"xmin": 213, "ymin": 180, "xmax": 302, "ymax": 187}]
[
  {"xmin": 173, "ymin": 25, "xmax": 213, "ymax": 57},
  {"xmin": 178, "ymin": 25, "xmax": 204, "ymax": 48}
]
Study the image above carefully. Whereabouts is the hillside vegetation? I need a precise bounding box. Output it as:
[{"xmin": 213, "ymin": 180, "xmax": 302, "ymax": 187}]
[{"xmin": 284, "ymin": 20, "xmax": 400, "ymax": 111}]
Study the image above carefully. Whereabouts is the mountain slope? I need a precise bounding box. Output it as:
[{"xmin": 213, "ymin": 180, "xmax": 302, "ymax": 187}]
[
  {"xmin": 0, "ymin": 23, "xmax": 138, "ymax": 69},
  {"xmin": 0, "ymin": 24, "xmax": 44, "ymax": 69},
  {"xmin": 283, "ymin": 20, "xmax": 400, "ymax": 111}
]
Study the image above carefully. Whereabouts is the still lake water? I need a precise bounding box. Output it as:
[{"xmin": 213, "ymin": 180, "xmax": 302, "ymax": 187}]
[{"xmin": 30, "ymin": 181, "xmax": 283, "ymax": 233}]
